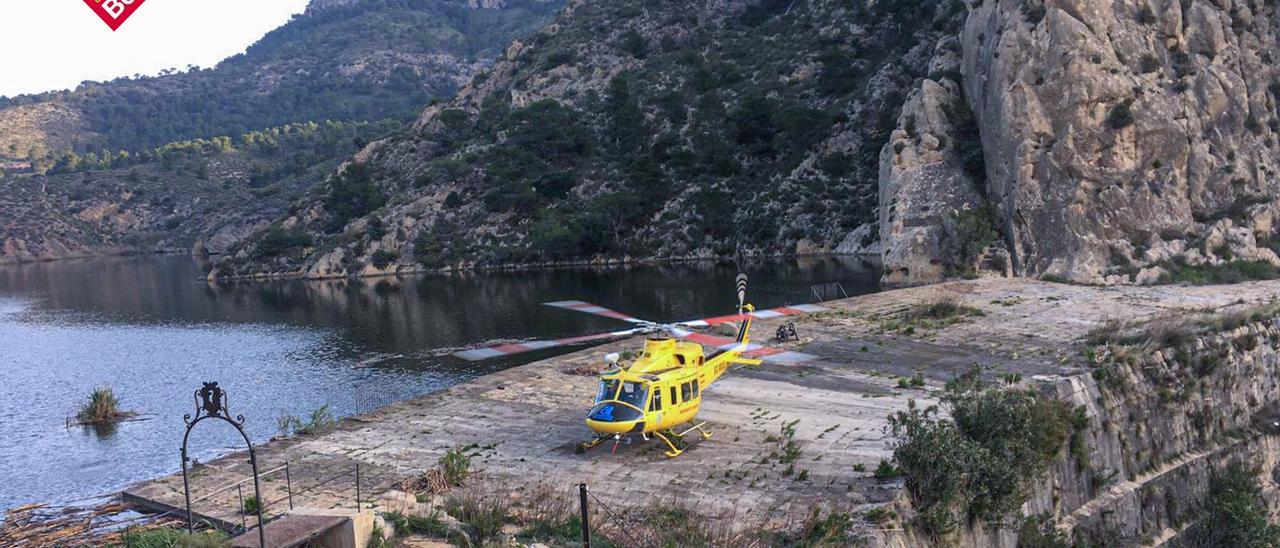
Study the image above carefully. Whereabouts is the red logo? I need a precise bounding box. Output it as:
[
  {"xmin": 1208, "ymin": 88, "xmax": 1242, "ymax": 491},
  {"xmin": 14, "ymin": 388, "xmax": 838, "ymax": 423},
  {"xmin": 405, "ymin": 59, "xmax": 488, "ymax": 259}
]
[{"xmin": 83, "ymin": 0, "xmax": 147, "ymax": 31}]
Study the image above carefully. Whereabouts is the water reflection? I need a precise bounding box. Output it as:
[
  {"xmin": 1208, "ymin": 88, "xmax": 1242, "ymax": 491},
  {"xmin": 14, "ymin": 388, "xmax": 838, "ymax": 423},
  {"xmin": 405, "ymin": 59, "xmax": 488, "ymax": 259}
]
[{"xmin": 0, "ymin": 255, "xmax": 879, "ymax": 509}]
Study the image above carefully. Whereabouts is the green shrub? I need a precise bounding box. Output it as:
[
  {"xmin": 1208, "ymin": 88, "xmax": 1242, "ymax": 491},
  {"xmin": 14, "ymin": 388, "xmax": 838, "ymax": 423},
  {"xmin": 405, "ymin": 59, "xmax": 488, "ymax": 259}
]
[
  {"xmin": 323, "ymin": 163, "xmax": 385, "ymax": 233},
  {"xmin": 897, "ymin": 373, "xmax": 926, "ymax": 389},
  {"xmin": 370, "ymin": 249, "xmax": 399, "ymax": 269},
  {"xmin": 1107, "ymin": 100, "xmax": 1136, "ymax": 129},
  {"xmin": 1139, "ymin": 54, "xmax": 1160, "ymax": 73},
  {"xmin": 865, "ymin": 507, "xmax": 896, "ymax": 525},
  {"xmin": 951, "ymin": 206, "xmax": 998, "ymax": 271},
  {"xmin": 384, "ymin": 510, "xmax": 449, "ymax": 537},
  {"xmin": 1181, "ymin": 462, "xmax": 1280, "ymax": 546},
  {"xmin": 887, "ymin": 367, "xmax": 1075, "ymax": 537},
  {"xmin": 1158, "ymin": 260, "xmax": 1280, "ymax": 285},
  {"xmin": 277, "ymin": 404, "xmax": 334, "ymax": 437},
  {"xmin": 1016, "ymin": 513, "xmax": 1071, "ymax": 548},
  {"xmin": 253, "ymin": 226, "xmax": 312, "ymax": 260},
  {"xmin": 1020, "ymin": 0, "xmax": 1046, "ymax": 24},
  {"xmin": 439, "ymin": 447, "xmax": 471, "ymax": 486},
  {"xmin": 444, "ymin": 496, "xmax": 509, "ymax": 546},
  {"xmin": 873, "ymin": 460, "xmax": 902, "ymax": 480},
  {"xmin": 242, "ymin": 495, "xmax": 260, "ymax": 515},
  {"xmin": 618, "ymin": 28, "xmax": 649, "ymax": 59},
  {"xmin": 1136, "ymin": 6, "xmax": 1157, "ymax": 24},
  {"xmin": 442, "ymin": 191, "xmax": 463, "ymax": 209}
]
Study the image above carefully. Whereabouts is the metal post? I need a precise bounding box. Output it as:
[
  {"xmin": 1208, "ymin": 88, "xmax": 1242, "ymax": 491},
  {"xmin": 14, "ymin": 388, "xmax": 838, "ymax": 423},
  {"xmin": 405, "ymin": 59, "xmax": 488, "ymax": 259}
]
[
  {"xmin": 285, "ymin": 462, "xmax": 294, "ymax": 510},
  {"xmin": 180, "ymin": 448, "xmax": 194, "ymax": 535},
  {"xmin": 578, "ymin": 483, "xmax": 591, "ymax": 548},
  {"xmin": 238, "ymin": 484, "xmax": 247, "ymax": 531},
  {"xmin": 248, "ymin": 448, "xmax": 267, "ymax": 548},
  {"xmin": 355, "ymin": 463, "xmax": 361, "ymax": 511}
]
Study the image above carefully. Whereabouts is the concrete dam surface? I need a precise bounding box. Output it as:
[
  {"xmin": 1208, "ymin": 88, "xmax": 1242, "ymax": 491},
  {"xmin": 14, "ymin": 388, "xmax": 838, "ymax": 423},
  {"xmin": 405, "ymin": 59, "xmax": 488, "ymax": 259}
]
[{"xmin": 121, "ymin": 278, "xmax": 1280, "ymax": 545}]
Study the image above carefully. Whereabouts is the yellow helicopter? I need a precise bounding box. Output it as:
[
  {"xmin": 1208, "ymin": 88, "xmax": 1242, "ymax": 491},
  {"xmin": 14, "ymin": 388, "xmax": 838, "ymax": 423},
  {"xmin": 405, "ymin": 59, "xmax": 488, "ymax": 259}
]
[{"xmin": 454, "ymin": 274, "xmax": 826, "ymax": 457}]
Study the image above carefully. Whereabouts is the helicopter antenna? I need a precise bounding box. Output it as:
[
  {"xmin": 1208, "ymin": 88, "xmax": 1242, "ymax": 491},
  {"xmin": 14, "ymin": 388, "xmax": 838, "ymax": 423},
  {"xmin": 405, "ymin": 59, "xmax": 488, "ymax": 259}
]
[{"xmin": 736, "ymin": 273, "xmax": 748, "ymax": 315}]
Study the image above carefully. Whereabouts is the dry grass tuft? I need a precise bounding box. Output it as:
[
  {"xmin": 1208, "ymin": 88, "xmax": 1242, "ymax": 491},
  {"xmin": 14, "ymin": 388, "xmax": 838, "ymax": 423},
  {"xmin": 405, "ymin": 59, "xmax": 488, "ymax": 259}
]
[{"xmin": 75, "ymin": 386, "xmax": 136, "ymax": 425}]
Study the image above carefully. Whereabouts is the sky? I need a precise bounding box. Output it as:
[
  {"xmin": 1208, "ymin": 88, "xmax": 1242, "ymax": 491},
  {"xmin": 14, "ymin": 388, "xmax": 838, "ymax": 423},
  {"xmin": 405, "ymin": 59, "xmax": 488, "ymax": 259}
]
[{"xmin": 0, "ymin": 0, "xmax": 312, "ymax": 98}]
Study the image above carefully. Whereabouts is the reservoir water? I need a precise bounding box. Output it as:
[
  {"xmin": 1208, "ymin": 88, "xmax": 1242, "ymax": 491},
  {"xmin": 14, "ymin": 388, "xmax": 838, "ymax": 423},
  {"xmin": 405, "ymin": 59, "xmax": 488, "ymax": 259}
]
[{"xmin": 0, "ymin": 255, "xmax": 878, "ymax": 510}]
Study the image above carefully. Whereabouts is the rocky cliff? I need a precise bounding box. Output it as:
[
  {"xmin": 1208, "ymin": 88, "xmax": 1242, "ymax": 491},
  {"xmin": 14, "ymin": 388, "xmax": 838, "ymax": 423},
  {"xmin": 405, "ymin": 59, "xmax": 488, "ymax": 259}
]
[
  {"xmin": 882, "ymin": 0, "xmax": 1280, "ymax": 286},
  {"xmin": 213, "ymin": 0, "xmax": 967, "ymax": 279}
]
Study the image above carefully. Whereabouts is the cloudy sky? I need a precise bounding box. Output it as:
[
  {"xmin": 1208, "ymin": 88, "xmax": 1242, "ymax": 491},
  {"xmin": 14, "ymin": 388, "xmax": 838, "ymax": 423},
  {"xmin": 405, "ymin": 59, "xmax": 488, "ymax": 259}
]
[{"xmin": 0, "ymin": 0, "xmax": 310, "ymax": 97}]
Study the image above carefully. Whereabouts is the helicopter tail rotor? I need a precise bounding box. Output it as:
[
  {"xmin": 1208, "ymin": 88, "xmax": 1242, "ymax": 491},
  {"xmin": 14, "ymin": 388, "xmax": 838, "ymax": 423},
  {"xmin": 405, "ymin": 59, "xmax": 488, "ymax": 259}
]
[{"xmin": 735, "ymin": 273, "xmax": 748, "ymax": 314}]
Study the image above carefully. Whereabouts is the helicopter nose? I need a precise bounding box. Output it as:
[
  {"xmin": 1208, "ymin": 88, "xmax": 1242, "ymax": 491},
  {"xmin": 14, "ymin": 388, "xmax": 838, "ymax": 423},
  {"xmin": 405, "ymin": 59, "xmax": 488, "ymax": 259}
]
[
  {"xmin": 586, "ymin": 417, "xmax": 645, "ymax": 434},
  {"xmin": 586, "ymin": 402, "xmax": 645, "ymax": 434}
]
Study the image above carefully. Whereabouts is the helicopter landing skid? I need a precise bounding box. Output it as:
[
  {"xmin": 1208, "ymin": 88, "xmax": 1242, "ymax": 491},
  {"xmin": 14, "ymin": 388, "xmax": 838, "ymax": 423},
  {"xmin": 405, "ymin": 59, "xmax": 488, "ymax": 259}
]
[
  {"xmin": 579, "ymin": 434, "xmax": 615, "ymax": 452},
  {"xmin": 657, "ymin": 422, "xmax": 711, "ymax": 458}
]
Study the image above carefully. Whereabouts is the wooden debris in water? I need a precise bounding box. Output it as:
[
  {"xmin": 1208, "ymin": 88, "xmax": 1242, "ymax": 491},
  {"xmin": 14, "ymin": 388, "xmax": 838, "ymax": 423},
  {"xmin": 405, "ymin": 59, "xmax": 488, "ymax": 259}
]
[{"xmin": 0, "ymin": 499, "xmax": 183, "ymax": 547}]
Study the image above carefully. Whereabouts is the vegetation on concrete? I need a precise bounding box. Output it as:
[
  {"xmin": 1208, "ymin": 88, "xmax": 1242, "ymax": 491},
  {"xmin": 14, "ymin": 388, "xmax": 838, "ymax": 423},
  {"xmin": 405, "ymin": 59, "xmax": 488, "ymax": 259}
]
[
  {"xmin": 1089, "ymin": 302, "xmax": 1280, "ymax": 352},
  {"xmin": 241, "ymin": 495, "xmax": 260, "ymax": 515},
  {"xmin": 112, "ymin": 528, "xmax": 229, "ymax": 548},
  {"xmin": 276, "ymin": 403, "xmax": 335, "ymax": 437},
  {"xmin": 76, "ymin": 386, "xmax": 137, "ymax": 425},
  {"xmin": 887, "ymin": 367, "xmax": 1077, "ymax": 538},
  {"xmin": 384, "ymin": 510, "xmax": 450, "ymax": 538},
  {"xmin": 387, "ymin": 492, "xmax": 865, "ymax": 547},
  {"xmin": 444, "ymin": 495, "xmax": 510, "ymax": 546},
  {"xmin": 1181, "ymin": 462, "xmax": 1280, "ymax": 547},
  {"xmin": 880, "ymin": 296, "xmax": 985, "ymax": 333},
  {"xmin": 440, "ymin": 447, "xmax": 472, "ymax": 487}
]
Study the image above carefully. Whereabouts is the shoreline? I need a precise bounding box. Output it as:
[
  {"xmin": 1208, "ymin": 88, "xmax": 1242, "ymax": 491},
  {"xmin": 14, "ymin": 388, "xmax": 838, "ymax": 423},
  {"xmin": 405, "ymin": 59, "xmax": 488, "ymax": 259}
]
[{"xmin": 208, "ymin": 251, "xmax": 883, "ymax": 283}]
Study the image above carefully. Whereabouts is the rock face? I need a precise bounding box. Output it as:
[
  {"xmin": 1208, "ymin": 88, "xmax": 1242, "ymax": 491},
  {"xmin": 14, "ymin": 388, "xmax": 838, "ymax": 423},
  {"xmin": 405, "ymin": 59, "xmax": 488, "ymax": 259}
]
[
  {"xmin": 879, "ymin": 0, "xmax": 1280, "ymax": 285},
  {"xmin": 879, "ymin": 38, "xmax": 988, "ymax": 286}
]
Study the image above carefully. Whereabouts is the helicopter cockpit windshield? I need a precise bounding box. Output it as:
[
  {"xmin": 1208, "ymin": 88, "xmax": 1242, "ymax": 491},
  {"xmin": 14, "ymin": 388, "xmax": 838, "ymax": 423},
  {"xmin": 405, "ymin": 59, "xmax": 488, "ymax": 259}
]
[
  {"xmin": 594, "ymin": 379, "xmax": 620, "ymax": 403},
  {"xmin": 588, "ymin": 379, "xmax": 649, "ymax": 424},
  {"xmin": 594, "ymin": 379, "xmax": 648, "ymax": 409},
  {"xmin": 617, "ymin": 382, "xmax": 648, "ymax": 409}
]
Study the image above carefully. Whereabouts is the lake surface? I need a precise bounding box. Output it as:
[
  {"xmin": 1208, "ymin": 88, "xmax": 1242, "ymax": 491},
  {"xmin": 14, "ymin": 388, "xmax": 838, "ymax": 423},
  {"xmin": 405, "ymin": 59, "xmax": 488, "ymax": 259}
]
[{"xmin": 0, "ymin": 255, "xmax": 879, "ymax": 510}]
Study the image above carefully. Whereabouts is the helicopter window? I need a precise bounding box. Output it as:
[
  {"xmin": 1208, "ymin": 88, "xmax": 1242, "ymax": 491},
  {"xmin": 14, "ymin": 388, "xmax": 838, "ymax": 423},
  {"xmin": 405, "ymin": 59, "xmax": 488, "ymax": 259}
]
[
  {"xmin": 692, "ymin": 380, "xmax": 700, "ymax": 398},
  {"xmin": 680, "ymin": 382, "xmax": 692, "ymax": 402},
  {"xmin": 670, "ymin": 386, "xmax": 678, "ymax": 405},
  {"xmin": 595, "ymin": 380, "xmax": 620, "ymax": 403},
  {"xmin": 676, "ymin": 355, "xmax": 686, "ymax": 365},
  {"xmin": 697, "ymin": 357, "xmax": 704, "ymax": 366},
  {"xmin": 650, "ymin": 389, "xmax": 663, "ymax": 411},
  {"xmin": 618, "ymin": 382, "xmax": 648, "ymax": 409}
]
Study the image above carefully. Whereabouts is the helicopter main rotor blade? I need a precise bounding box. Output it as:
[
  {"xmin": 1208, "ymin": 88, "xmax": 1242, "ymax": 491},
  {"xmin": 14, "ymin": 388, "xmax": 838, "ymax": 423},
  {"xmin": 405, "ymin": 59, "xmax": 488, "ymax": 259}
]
[
  {"xmin": 666, "ymin": 328, "xmax": 820, "ymax": 365},
  {"xmin": 453, "ymin": 327, "xmax": 650, "ymax": 361},
  {"xmin": 676, "ymin": 304, "xmax": 827, "ymax": 328},
  {"xmin": 543, "ymin": 300, "xmax": 652, "ymax": 324}
]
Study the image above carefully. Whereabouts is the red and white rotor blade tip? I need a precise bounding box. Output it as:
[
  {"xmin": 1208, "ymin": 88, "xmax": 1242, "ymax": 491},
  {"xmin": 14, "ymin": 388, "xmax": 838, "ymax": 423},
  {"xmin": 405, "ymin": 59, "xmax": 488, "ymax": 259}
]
[
  {"xmin": 678, "ymin": 304, "xmax": 827, "ymax": 328},
  {"xmin": 543, "ymin": 300, "xmax": 649, "ymax": 324},
  {"xmin": 453, "ymin": 328, "xmax": 646, "ymax": 361}
]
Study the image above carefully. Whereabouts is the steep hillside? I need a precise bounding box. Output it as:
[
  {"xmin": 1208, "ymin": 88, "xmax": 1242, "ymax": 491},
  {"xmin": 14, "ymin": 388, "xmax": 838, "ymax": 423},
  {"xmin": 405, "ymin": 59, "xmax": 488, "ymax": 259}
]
[
  {"xmin": 214, "ymin": 0, "xmax": 969, "ymax": 279},
  {"xmin": 881, "ymin": 0, "xmax": 1280, "ymax": 285},
  {"xmin": 0, "ymin": 0, "xmax": 563, "ymax": 163},
  {"xmin": 0, "ymin": 121, "xmax": 396, "ymax": 265}
]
